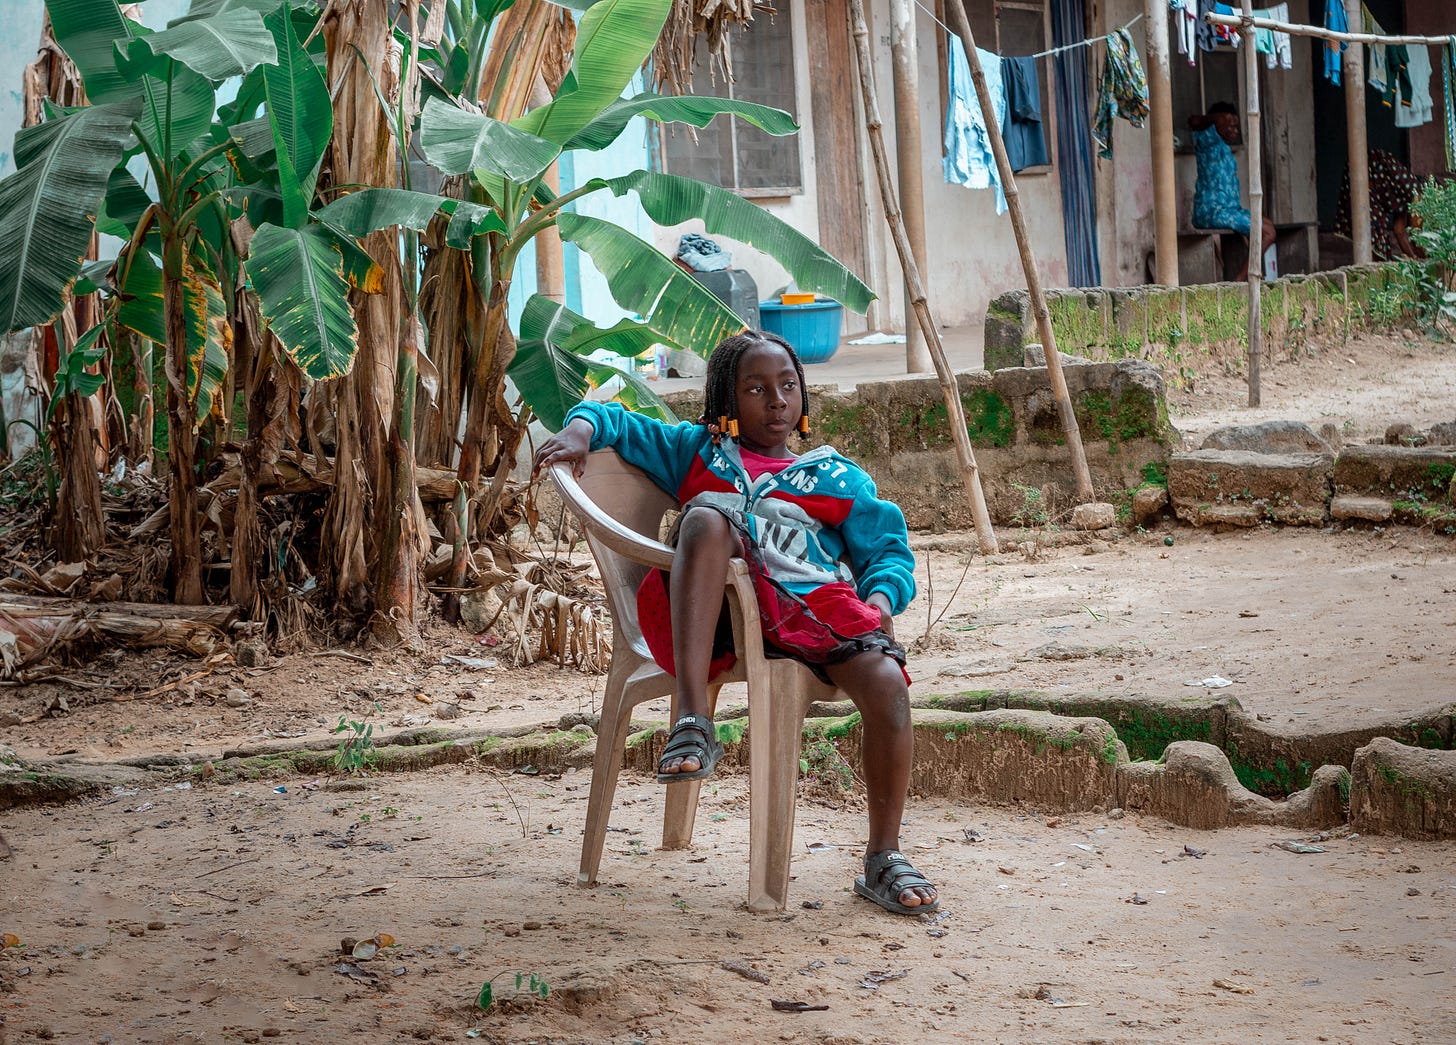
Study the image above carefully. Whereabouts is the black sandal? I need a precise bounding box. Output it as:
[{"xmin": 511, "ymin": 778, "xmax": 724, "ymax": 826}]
[
  {"xmin": 655, "ymin": 714, "xmax": 724, "ymax": 784},
  {"xmin": 854, "ymin": 849, "xmax": 940, "ymax": 915}
]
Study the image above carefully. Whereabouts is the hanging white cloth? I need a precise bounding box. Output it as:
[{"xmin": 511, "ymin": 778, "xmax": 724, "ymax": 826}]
[
  {"xmin": 943, "ymin": 37, "xmax": 1008, "ymax": 214},
  {"xmin": 1394, "ymin": 44, "xmax": 1434, "ymax": 127}
]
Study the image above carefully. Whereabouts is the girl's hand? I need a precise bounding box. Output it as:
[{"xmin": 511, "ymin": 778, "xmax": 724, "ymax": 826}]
[
  {"xmin": 867, "ymin": 592, "xmax": 895, "ymax": 641},
  {"xmin": 532, "ymin": 418, "xmax": 594, "ymax": 478}
]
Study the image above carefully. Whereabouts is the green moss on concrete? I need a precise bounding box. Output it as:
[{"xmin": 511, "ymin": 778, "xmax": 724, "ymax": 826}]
[
  {"xmin": 1104, "ymin": 709, "xmax": 1212, "ymax": 762},
  {"xmin": 962, "ymin": 388, "xmax": 1014, "ymax": 448},
  {"xmin": 815, "ymin": 403, "xmax": 877, "ymax": 457},
  {"xmin": 1076, "ymin": 390, "xmax": 1163, "ymax": 450},
  {"xmin": 1227, "ymin": 742, "xmax": 1313, "ymax": 797},
  {"xmin": 1048, "ymin": 292, "xmax": 1109, "ymax": 354}
]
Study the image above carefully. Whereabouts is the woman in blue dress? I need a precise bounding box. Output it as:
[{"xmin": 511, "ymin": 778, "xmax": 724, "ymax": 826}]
[{"xmin": 1189, "ymin": 102, "xmax": 1277, "ymax": 279}]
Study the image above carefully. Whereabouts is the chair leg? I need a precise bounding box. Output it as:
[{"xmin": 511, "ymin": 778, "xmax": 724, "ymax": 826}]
[
  {"xmin": 661, "ymin": 683, "xmax": 721, "ymax": 849},
  {"xmin": 747, "ymin": 663, "xmax": 808, "ymax": 913},
  {"xmin": 578, "ymin": 687, "xmax": 638, "ymax": 889}
]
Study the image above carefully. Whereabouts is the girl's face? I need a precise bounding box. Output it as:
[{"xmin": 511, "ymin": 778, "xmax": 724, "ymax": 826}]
[{"xmin": 733, "ymin": 342, "xmax": 802, "ymax": 457}]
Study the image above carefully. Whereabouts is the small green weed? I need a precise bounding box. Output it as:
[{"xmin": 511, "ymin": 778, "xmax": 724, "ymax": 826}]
[
  {"xmin": 477, "ymin": 971, "xmax": 549, "ymax": 1011},
  {"xmin": 331, "ymin": 703, "xmax": 382, "ymax": 775}
]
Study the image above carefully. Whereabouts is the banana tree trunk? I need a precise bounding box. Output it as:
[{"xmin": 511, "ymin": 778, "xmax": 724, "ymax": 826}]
[
  {"xmin": 162, "ymin": 230, "xmax": 203, "ymax": 605},
  {"xmin": 126, "ymin": 333, "xmax": 154, "ymax": 469},
  {"xmin": 441, "ymin": 235, "xmax": 515, "ymax": 623},
  {"xmin": 320, "ymin": 0, "xmax": 408, "ymax": 626}
]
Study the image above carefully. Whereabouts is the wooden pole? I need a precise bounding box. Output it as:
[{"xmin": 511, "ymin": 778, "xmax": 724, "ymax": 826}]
[
  {"xmin": 1146, "ymin": 0, "xmax": 1179, "ymax": 286},
  {"xmin": 889, "ymin": 0, "xmax": 931, "ymax": 373},
  {"xmin": 1204, "ymin": 9, "xmax": 1452, "ymax": 47},
  {"xmin": 1241, "ymin": 0, "xmax": 1263, "ymax": 407},
  {"xmin": 847, "ymin": 0, "xmax": 997, "ymax": 553},
  {"xmin": 939, "ymin": 0, "xmax": 1096, "ymax": 503},
  {"xmin": 1342, "ymin": 0, "xmax": 1371, "ymax": 264}
]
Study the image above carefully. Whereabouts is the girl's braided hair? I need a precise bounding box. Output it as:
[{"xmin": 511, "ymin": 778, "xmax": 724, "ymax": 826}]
[{"xmin": 701, "ymin": 329, "xmax": 809, "ymax": 436}]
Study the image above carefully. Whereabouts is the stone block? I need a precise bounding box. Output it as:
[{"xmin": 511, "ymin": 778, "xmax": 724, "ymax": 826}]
[
  {"xmin": 1333, "ymin": 445, "xmax": 1456, "ymax": 504},
  {"xmin": 1200, "ymin": 420, "xmax": 1331, "ymax": 455},
  {"xmin": 1116, "ymin": 742, "xmax": 1347, "ymax": 830},
  {"xmin": 1046, "ymin": 289, "xmax": 1111, "ymax": 356},
  {"xmin": 1330, "ymin": 495, "xmax": 1394, "ymax": 522},
  {"xmin": 1168, "ymin": 449, "xmax": 1333, "ymax": 527},
  {"xmin": 1131, "ymin": 484, "xmax": 1169, "ymax": 524},
  {"xmin": 1350, "ymin": 737, "xmax": 1456, "ymax": 839},
  {"xmin": 984, "ymin": 290, "xmax": 1032, "ymax": 372},
  {"xmin": 1070, "ymin": 502, "xmax": 1116, "ymax": 530}
]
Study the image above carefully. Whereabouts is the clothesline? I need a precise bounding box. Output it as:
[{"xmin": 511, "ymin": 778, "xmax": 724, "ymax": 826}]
[
  {"xmin": 910, "ymin": 0, "xmax": 1143, "ymax": 62},
  {"xmin": 1204, "ymin": 10, "xmax": 1456, "ymax": 47}
]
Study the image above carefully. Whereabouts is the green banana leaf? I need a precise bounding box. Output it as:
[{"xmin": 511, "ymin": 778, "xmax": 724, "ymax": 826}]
[
  {"xmin": 47, "ymin": 322, "xmax": 108, "ymax": 421},
  {"xmin": 419, "ymin": 97, "xmax": 561, "ymax": 182},
  {"xmin": 118, "ymin": 8, "xmax": 277, "ymax": 82},
  {"xmin": 116, "ymin": 248, "xmax": 167, "ymax": 344},
  {"xmin": 513, "ymin": 0, "xmax": 670, "ymax": 145},
  {"xmin": 97, "ymin": 167, "xmax": 153, "ymax": 239},
  {"xmin": 48, "ymin": 1, "xmax": 219, "ymax": 158},
  {"xmin": 0, "ymin": 100, "xmax": 140, "ymax": 332},
  {"xmin": 315, "ymin": 188, "xmax": 507, "ymax": 241},
  {"xmin": 512, "ymin": 295, "xmax": 677, "ymax": 430},
  {"xmin": 565, "ymin": 94, "xmax": 798, "ymax": 152},
  {"xmin": 602, "ymin": 170, "xmax": 875, "ymax": 314},
  {"xmin": 181, "ymin": 258, "xmax": 231, "ymax": 422},
  {"xmin": 263, "ymin": 3, "xmax": 330, "ymax": 228},
  {"xmin": 556, "ymin": 212, "xmax": 745, "ymax": 356},
  {"xmin": 44, "ymin": 0, "xmax": 137, "ymax": 103},
  {"xmin": 249, "ymin": 222, "xmax": 358, "ymax": 380},
  {"xmin": 175, "ymin": 0, "xmax": 288, "ymax": 22}
]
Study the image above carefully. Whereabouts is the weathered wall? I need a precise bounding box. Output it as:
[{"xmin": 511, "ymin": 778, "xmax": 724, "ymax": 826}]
[
  {"xmin": 983, "ymin": 262, "xmax": 1404, "ymax": 382},
  {"xmin": 661, "ymin": 356, "xmax": 1177, "ymax": 530}
]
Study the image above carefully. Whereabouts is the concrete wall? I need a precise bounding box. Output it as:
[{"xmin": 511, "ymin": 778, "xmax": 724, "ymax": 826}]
[
  {"xmin": 983, "ymin": 262, "xmax": 1404, "ymax": 383},
  {"xmin": 660, "ymin": 355, "xmax": 1177, "ymax": 530}
]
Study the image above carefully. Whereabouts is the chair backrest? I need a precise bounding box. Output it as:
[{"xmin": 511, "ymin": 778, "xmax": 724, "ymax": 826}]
[{"xmin": 552, "ymin": 451, "xmax": 678, "ymax": 655}]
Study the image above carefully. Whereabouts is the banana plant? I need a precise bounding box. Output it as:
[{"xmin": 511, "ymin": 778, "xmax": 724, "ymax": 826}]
[{"xmin": 410, "ymin": 0, "xmax": 873, "ymax": 433}]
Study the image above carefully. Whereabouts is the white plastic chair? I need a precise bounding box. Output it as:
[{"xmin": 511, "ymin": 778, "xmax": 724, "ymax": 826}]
[{"xmin": 551, "ymin": 450, "xmax": 836, "ymax": 912}]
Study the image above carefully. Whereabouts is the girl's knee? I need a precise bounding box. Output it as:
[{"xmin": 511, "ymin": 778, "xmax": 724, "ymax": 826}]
[{"xmin": 678, "ymin": 506, "xmax": 732, "ymax": 542}]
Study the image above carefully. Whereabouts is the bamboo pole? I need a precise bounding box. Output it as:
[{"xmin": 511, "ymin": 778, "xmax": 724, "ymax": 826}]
[
  {"xmin": 1342, "ymin": 0, "xmax": 1371, "ymax": 264},
  {"xmin": 1146, "ymin": 0, "xmax": 1179, "ymax": 286},
  {"xmin": 846, "ymin": 0, "xmax": 997, "ymax": 553},
  {"xmin": 1241, "ymin": 0, "xmax": 1263, "ymax": 407},
  {"xmin": 938, "ymin": 0, "xmax": 1096, "ymax": 503},
  {"xmin": 1203, "ymin": 10, "xmax": 1455, "ymax": 47},
  {"xmin": 889, "ymin": 0, "xmax": 931, "ymax": 373}
]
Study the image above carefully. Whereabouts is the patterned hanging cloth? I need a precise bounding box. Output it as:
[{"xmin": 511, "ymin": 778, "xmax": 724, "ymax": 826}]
[
  {"xmin": 1093, "ymin": 28, "xmax": 1149, "ymax": 158},
  {"xmin": 1445, "ymin": 38, "xmax": 1456, "ymax": 170}
]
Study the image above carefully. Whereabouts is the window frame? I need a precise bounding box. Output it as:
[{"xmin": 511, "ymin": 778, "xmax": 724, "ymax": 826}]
[{"xmin": 654, "ymin": 15, "xmax": 804, "ymax": 199}]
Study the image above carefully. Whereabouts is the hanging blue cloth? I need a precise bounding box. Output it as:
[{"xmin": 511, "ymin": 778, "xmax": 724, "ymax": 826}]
[
  {"xmin": 1001, "ymin": 56, "xmax": 1050, "ymax": 172},
  {"xmin": 1323, "ymin": 0, "xmax": 1348, "ymax": 84},
  {"xmin": 943, "ymin": 37, "xmax": 1008, "ymax": 214},
  {"xmin": 1051, "ymin": 0, "xmax": 1100, "ymax": 286}
]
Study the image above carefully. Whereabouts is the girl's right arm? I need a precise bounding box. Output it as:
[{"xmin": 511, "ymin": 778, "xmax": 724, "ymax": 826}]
[{"xmin": 531, "ymin": 402, "xmax": 703, "ymax": 487}]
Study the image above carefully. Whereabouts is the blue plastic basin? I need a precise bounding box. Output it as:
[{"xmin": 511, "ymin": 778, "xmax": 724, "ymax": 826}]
[{"xmin": 758, "ymin": 299, "xmax": 843, "ymax": 363}]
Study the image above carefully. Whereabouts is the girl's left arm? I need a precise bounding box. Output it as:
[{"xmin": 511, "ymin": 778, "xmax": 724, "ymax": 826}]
[{"xmin": 841, "ymin": 475, "xmax": 916, "ymax": 616}]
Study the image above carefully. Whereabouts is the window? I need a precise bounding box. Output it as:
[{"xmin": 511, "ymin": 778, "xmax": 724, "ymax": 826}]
[
  {"xmin": 940, "ymin": 0, "xmax": 1055, "ymax": 173},
  {"xmin": 1170, "ymin": 46, "xmax": 1240, "ymax": 153},
  {"xmin": 657, "ymin": 15, "xmax": 802, "ymax": 196}
]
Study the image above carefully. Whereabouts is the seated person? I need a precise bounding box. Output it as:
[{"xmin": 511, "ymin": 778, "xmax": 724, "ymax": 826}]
[
  {"xmin": 1336, "ymin": 148, "xmax": 1423, "ymax": 260},
  {"xmin": 1189, "ymin": 102, "xmax": 1277, "ymax": 280}
]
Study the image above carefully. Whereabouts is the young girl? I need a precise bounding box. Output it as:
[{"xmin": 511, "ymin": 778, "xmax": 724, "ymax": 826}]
[{"xmin": 533, "ymin": 331, "xmax": 938, "ymax": 915}]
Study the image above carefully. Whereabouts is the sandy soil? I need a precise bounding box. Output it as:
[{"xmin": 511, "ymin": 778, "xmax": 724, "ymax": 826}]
[{"xmin": 2, "ymin": 332, "xmax": 1455, "ymax": 1043}]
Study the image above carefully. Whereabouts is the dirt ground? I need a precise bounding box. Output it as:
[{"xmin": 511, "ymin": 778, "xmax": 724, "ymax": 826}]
[{"xmin": 2, "ymin": 331, "xmax": 1455, "ymax": 1044}]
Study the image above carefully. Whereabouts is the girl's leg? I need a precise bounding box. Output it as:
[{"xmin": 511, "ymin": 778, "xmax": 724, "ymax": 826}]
[
  {"xmin": 825, "ymin": 652, "xmax": 937, "ymax": 909},
  {"xmin": 660, "ymin": 507, "xmax": 738, "ymax": 776}
]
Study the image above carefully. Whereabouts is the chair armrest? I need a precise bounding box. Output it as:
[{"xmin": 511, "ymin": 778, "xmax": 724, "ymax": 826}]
[{"xmin": 550, "ymin": 462, "xmax": 676, "ymax": 571}]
